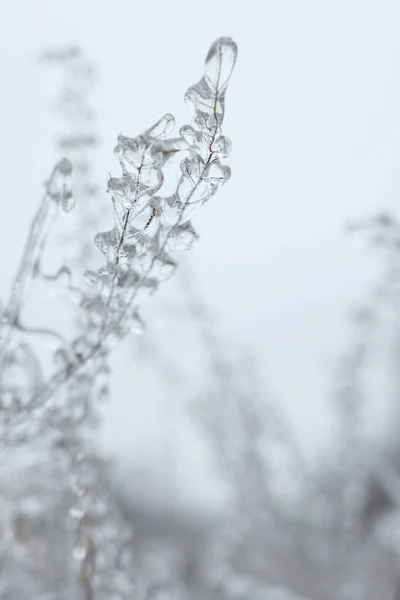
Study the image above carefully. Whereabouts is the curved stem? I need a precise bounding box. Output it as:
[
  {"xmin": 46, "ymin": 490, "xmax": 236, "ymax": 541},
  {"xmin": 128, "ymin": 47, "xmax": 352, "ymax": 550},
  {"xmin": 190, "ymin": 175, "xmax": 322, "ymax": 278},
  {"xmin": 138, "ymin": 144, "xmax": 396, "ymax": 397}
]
[{"xmin": 0, "ymin": 166, "xmax": 59, "ymax": 383}]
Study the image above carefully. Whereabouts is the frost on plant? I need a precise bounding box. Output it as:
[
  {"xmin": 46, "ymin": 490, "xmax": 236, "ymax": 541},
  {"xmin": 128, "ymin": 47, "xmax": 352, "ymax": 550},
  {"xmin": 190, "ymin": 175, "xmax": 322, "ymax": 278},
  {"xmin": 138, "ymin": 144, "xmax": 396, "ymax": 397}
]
[{"xmin": 0, "ymin": 37, "xmax": 237, "ymax": 599}]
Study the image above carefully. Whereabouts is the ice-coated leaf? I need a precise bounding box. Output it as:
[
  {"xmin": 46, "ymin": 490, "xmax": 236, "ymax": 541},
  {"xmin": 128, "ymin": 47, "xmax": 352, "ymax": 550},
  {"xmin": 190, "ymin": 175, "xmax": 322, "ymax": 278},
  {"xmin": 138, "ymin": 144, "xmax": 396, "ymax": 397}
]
[
  {"xmin": 114, "ymin": 135, "xmax": 149, "ymax": 169},
  {"xmin": 204, "ymin": 37, "xmax": 238, "ymax": 96},
  {"xmin": 184, "ymin": 39, "xmax": 237, "ymax": 126},
  {"xmin": 144, "ymin": 113, "xmax": 175, "ymax": 140},
  {"xmin": 128, "ymin": 201, "xmax": 161, "ymax": 234},
  {"xmin": 164, "ymin": 221, "xmax": 199, "ymax": 252},
  {"xmin": 107, "ymin": 168, "xmax": 163, "ymax": 208},
  {"xmin": 180, "ymin": 153, "xmax": 204, "ymax": 181},
  {"xmin": 94, "ymin": 227, "xmax": 119, "ymax": 257},
  {"xmin": 179, "ymin": 125, "xmax": 203, "ymax": 148},
  {"xmin": 150, "ymin": 138, "xmax": 186, "ymax": 165},
  {"xmin": 204, "ymin": 160, "xmax": 231, "ymax": 184},
  {"xmin": 107, "ymin": 174, "xmax": 137, "ymax": 207},
  {"xmin": 212, "ymin": 135, "xmax": 232, "ymax": 158}
]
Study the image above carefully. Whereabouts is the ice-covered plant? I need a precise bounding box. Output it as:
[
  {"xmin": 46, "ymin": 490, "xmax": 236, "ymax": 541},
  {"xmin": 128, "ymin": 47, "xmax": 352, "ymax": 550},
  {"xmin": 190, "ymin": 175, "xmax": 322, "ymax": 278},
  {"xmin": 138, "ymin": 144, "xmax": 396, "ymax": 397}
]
[
  {"xmin": 0, "ymin": 36, "xmax": 237, "ymax": 600},
  {"xmin": 30, "ymin": 35, "xmax": 235, "ymax": 408}
]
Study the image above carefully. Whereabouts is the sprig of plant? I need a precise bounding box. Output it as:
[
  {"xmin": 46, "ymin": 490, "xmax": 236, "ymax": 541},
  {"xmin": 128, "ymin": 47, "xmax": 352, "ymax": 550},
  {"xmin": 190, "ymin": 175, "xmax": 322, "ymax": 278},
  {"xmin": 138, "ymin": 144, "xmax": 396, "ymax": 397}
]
[{"xmin": 5, "ymin": 38, "xmax": 236, "ymax": 437}]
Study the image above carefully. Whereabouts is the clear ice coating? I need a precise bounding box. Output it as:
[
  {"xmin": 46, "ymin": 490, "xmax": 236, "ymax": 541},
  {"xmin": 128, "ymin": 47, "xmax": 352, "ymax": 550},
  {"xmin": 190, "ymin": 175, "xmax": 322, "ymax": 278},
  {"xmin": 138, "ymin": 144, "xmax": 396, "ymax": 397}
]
[
  {"xmin": 204, "ymin": 37, "xmax": 238, "ymax": 95},
  {"xmin": 185, "ymin": 36, "xmax": 237, "ymax": 123},
  {"xmin": 75, "ymin": 37, "xmax": 237, "ymax": 354}
]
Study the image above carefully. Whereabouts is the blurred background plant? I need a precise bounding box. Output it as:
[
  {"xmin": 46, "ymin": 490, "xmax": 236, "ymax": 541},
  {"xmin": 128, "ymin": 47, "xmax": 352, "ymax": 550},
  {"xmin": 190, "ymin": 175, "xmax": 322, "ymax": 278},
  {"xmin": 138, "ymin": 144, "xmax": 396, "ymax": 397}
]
[{"xmin": 40, "ymin": 46, "xmax": 101, "ymax": 268}]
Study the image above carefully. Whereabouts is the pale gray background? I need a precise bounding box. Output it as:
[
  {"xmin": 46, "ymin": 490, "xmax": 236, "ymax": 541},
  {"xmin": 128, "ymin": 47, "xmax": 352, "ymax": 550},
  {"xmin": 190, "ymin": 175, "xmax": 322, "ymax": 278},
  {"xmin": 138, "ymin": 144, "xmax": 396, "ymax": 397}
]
[{"xmin": 1, "ymin": 0, "xmax": 400, "ymax": 513}]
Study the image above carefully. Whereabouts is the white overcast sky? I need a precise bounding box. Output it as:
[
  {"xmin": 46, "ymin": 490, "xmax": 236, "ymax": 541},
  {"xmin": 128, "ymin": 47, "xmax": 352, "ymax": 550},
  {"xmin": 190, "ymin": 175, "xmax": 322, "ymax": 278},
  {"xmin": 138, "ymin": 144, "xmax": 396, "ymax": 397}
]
[{"xmin": 1, "ymin": 0, "xmax": 400, "ymax": 511}]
